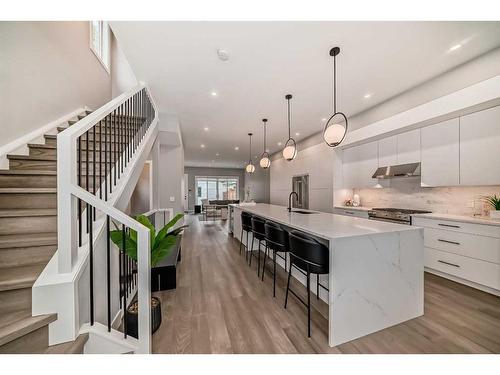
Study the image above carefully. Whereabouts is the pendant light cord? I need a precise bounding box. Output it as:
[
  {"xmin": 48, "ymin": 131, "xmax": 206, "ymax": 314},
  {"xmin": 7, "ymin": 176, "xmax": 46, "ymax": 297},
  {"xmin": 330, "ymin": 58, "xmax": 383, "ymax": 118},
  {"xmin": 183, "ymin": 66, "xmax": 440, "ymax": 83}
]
[
  {"xmin": 333, "ymin": 53, "xmax": 337, "ymax": 113},
  {"xmin": 249, "ymin": 134, "xmax": 252, "ymax": 163},
  {"xmin": 263, "ymin": 122, "xmax": 266, "ymax": 151},
  {"xmin": 287, "ymin": 97, "xmax": 291, "ymax": 139}
]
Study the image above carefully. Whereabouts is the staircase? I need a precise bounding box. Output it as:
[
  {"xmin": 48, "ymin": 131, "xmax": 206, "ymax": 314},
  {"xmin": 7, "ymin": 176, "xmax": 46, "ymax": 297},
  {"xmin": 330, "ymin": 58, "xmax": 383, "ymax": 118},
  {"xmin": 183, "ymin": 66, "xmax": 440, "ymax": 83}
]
[{"xmin": 0, "ymin": 110, "xmax": 97, "ymax": 353}]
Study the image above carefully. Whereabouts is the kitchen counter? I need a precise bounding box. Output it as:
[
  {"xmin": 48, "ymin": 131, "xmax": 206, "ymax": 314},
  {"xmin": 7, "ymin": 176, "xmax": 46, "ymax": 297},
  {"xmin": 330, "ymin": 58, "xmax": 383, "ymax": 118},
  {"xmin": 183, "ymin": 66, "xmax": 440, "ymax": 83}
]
[
  {"xmin": 333, "ymin": 205, "xmax": 372, "ymax": 212},
  {"xmin": 412, "ymin": 212, "xmax": 500, "ymax": 227},
  {"xmin": 230, "ymin": 203, "xmax": 423, "ymax": 347}
]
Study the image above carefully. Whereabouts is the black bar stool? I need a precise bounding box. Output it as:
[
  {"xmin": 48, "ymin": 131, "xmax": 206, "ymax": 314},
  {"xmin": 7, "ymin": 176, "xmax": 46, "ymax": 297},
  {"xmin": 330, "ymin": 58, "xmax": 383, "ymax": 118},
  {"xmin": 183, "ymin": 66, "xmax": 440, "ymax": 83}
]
[
  {"xmin": 284, "ymin": 230, "xmax": 329, "ymax": 338},
  {"xmin": 240, "ymin": 211, "xmax": 253, "ymax": 258},
  {"xmin": 262, "ymin": 221, "xmax": 289, "ymax": 298},
  {"xmin": 249, "ymin": 216, "xmax": 266, "ymax": 277}
]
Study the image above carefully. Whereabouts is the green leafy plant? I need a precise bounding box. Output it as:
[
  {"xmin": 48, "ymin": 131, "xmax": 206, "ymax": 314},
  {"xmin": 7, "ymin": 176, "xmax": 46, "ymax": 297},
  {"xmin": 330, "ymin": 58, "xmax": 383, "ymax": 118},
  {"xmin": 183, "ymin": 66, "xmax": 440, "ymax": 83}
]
[
  {"xmin": 484, "ymin": 195, "xmax": 500, "ymax": 211},
  {"xmin": 110, "ymin": 213, "xmax": 187, "ymax": 266}
]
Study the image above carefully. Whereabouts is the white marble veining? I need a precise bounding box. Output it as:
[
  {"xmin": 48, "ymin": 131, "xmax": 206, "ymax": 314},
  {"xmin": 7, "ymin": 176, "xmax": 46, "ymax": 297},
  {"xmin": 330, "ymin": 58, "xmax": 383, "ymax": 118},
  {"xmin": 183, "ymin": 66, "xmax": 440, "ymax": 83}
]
[
  {"xmin": 412, "ymin": 212, "xmax": 500, "ymax": 227},
  {"xmin": 231, "ymin": 203, "xmax": 424, "ymax": 347},
  {"xmin": 230, "ymin": 203, "xmax": 416, "ymax": 240}
]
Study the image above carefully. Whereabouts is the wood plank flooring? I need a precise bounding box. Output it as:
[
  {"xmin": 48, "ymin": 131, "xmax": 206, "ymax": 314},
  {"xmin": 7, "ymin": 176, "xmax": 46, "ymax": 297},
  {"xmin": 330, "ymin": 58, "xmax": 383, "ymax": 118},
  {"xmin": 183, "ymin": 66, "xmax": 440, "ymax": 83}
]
[{"xmin": 152, "ymin": 215, "xmax": 500, "ymax": 354}]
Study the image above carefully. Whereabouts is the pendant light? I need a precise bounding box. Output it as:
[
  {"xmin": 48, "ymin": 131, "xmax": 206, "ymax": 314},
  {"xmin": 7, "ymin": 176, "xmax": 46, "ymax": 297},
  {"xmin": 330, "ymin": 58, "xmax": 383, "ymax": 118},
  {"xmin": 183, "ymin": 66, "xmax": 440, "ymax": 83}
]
[
  {"xmin": 282, "ymin": 94, "xmax": 297, "ymax": 161},
  {"xmin": 323, "ymin": 47, "xmax": 348, "ymax": 147},
  {"xmin": 259, "ymin": 118, "xmax": 271, "ymax": 169},
  {"xmin": 245, "ymin": 133, "xmax": 256, "ymax": 173}
]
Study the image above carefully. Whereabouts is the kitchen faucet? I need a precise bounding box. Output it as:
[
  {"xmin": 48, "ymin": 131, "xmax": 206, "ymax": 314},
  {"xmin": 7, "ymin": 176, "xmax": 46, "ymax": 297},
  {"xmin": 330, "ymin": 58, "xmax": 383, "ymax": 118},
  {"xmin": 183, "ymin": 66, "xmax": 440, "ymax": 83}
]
[{"xmin": 288, "ymin": 191, "xmax": 299, "ymax": 212}]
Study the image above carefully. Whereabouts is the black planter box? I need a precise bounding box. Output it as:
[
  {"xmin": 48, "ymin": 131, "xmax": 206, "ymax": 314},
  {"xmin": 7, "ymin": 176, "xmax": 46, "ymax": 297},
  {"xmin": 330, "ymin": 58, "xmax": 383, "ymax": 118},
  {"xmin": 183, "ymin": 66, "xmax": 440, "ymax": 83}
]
[
  {"xmin": 125, "ymin": 297, "xmax": 162, "ymax": 339},
  {"xmin": 151, "ymin": 235, "xmax": 182, "ymax": 292}
]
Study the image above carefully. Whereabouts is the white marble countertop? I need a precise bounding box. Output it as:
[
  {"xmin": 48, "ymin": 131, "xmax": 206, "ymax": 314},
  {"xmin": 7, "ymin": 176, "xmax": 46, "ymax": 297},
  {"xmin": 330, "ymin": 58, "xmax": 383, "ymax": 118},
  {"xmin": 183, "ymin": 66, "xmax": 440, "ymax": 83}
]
[
  {"xmin": 230, "ymin": 203, "xmax": 417, "ymax": 240},
  {"xmin": 412, "ymin": 212, "xmax": 500, "ymax": 227},
  {"xmin": 334, "ymin": 206, "xmax": 372, "ymax": 212}
]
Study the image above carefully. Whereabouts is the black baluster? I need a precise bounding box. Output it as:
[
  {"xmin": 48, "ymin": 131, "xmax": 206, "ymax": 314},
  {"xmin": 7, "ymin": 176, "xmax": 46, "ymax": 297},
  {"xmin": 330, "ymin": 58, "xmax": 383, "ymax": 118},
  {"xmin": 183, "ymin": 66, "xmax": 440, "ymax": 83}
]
[
  {"xmin": 106, "ymin": 215, "xmax": 111, "ymax": 332},
  {"xmin": 99, "ymin": 121, "xmax": 102, "ymax": 201},
  {"xmin": 105, "ymin": 116, "xmax": 109, "ymax": 198},
  {"xmin": 89, "ymin": 203, "xmax": 94, "ymax": 326},
  {"xmin": 113, "ymin": 109, "xmax": 117, "ymax": 187},
  {"xmin": 92, "ymin": 125, "xmax": 96, "ymax": 218},
  {"xmin": 78, "ymin": 136, "xmax": 82, "ymax": 246},
  {"xmin": 122, "ymin": 224, "xmax": 127, "ymax": 338},
  {"xmin": 117, "ymin": 106, "xmax": 121, "ymax": 179},
  {"xmin": 86, "ymin": 131, "xmax": 89, "ymax": 233}
]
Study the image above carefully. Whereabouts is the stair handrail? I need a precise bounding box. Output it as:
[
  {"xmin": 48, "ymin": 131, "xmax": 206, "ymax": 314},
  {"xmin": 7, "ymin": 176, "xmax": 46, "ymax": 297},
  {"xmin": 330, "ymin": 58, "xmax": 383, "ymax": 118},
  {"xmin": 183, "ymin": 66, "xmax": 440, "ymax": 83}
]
[{"xmin": 57, "ymin": 82, "xmax": 158, "ymax": 353}]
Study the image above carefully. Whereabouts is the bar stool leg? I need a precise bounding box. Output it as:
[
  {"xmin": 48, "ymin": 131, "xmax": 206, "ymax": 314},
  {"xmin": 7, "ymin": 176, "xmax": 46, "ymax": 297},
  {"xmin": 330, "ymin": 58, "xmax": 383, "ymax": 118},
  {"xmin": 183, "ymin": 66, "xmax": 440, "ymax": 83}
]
[
  {"xmin": 257, "ymin": 240, "xmax": 261, "ymax": 277},
  {"xmin": 245, "ymin": 231, "xmax": 249, "ymax": 262},
  {"xmin": 317, "ymin": 274, "xmax": 319, "ymax": 300},
  {"xmin": 307, "ymin": 265, "xmax": 311, "ymax": 338},
  {"xmin": 261, "ymin": 245, "xmax": 267, "ymax": 282},
  {"xmin": 273, "ymin": 250, "xmax": 277, "ymax": 298},
  {"xmin": 284, "ymin": 261, "xmax": 292, "ymax": 309},
  {"xmin": 249, "ymin": 235, "xmax": 254, "ymax": 267},
  {"xmin": 239, "ymin": 227, "xmax": 244, "ymax": 255}
]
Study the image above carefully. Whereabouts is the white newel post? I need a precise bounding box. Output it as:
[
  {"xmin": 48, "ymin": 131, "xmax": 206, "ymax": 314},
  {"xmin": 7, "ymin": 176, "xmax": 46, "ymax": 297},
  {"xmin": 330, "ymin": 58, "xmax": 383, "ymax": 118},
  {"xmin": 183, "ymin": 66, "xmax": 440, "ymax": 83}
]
[
  {"xmin": 57, "ymin": 131, "xmax": 78, "ymax": 274},
  {"xmin": 136, "ymin": 227, "xmax": 151, "ymax": 354}
]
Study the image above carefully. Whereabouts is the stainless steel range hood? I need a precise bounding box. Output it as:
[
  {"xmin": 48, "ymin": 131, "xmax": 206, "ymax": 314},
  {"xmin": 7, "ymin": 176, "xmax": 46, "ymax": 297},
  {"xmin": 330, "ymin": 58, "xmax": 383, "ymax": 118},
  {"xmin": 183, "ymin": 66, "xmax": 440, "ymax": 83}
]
[{"xmin": 372, "ymin": 162, "xmax": 421, "ymax": 179}]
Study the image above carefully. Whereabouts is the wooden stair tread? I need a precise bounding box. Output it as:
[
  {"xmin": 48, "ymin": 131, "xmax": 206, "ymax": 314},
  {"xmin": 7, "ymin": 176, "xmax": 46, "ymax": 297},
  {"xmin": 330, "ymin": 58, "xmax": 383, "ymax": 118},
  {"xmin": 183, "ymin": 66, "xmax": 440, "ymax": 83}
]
[
  {"xmin": 0, "ymin": 208, "xmax": 57, "ymax": 218},
  {"xmin": 0, "ymin": 264, "xmax": 46, "ymax": 291},
  {"xmin": 0, "ymin": 188, "xmax": 56, "ymax": 193},
  {"xmin": 0, "ymin": 309, "xmax": 32, "ymax": 330},
  {"xmin": 45, "ymin": 333, "xmax": 88, "ymax": 354},
  {"xmin": 0, "ymin": 169, "xmax": 57, "ymax": 176},
  {"xmin": 0, "ymin": 312, "xmax": 57, "ymax": 347},
  {"xmin": 0, "ymin": 233, "xmax": 57, "ymax": 249},
  {"xmin": 7, "ymin": 155, "xmax": 57, "ymax": 161}
]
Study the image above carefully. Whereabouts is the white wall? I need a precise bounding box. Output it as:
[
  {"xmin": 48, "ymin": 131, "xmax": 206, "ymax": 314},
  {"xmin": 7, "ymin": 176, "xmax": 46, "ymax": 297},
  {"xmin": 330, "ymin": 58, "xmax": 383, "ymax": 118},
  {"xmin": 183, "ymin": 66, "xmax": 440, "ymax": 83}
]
[
  {"xmin": 111, "ymin": 33, "xmax": 138, "ymax": 98},
  {"xmin": 244, "ymin": 166, "xmax": 270, "ymax": 203},
  {"xmin": 130, "ymin": 162, "xmax": 151, "ymax": 216},
  {"xmin": 270, "ymin": 142, "xmax": 334, "ymax": 212},
  {"xmin": 0, "ymin": 21, "xmax": 112, "ymax": 147},
  {"xmin": 158, "ymin": 144, "xmax": 184, "ymax": 214}
]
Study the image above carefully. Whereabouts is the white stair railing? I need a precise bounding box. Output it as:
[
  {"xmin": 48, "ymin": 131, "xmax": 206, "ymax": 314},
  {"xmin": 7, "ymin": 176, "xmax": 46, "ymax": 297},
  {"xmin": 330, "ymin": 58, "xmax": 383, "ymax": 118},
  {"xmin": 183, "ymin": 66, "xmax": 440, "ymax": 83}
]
[{"xmin": 56, "ymin": 83, "xmax": 158, "ymax": 353}]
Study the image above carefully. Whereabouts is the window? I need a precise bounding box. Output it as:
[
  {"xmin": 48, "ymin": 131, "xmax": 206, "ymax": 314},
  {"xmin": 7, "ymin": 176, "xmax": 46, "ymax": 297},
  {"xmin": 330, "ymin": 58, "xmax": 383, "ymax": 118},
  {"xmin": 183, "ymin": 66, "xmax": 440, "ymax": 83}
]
[
  {"xmin": 195, "ymin": 177, "xmax": 239, "ymax": 205},
  {"xmin": 90, "ymin": 21, "xmax": 110, "ymax": 73}
]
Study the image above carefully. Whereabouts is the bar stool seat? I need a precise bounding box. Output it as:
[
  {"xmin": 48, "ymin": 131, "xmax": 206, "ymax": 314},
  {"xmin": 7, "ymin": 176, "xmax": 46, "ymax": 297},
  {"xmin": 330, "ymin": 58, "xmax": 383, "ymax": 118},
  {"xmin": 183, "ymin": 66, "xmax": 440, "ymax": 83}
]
[
  {"xmin": 249, "ymin": 216, "xmax": 266, "ymax": 276},
  {"xmin": 284, "ymin": 230, "xmax": 329, "ymax": 338},
  {"xmin": 261, "ymin": 221, "xmax": 290, "ymax": 298}
]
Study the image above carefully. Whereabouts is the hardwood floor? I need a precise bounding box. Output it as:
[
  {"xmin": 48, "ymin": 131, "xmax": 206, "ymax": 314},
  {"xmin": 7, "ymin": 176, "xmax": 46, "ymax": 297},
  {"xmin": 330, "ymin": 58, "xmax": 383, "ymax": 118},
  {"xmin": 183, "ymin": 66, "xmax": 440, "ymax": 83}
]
[{"xmin": 152, "ymin": 214, "xmax": 500, "ymax": 354}]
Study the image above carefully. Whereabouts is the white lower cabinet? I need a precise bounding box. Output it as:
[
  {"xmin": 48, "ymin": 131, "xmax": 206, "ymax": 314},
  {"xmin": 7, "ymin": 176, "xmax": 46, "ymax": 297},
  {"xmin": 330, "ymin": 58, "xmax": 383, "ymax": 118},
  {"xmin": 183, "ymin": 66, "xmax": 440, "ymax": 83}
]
[{"xmin": 414, "ymin": 217, "xmax": 500, "ymax": 294}]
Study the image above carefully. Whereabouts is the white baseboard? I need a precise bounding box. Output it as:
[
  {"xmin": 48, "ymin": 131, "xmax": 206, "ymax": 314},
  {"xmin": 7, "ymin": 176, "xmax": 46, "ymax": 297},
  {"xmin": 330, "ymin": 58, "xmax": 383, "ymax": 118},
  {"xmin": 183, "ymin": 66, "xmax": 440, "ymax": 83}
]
[{"xmin": 0, "ymin": 107, "xmax": 88, "ymax": 169}]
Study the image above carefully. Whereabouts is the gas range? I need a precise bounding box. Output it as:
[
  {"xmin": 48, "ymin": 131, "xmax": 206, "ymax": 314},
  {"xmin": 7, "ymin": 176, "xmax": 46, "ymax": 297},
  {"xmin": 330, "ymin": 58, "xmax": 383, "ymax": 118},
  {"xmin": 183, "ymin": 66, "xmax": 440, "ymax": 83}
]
[{"xmin": 368, "ymin": 207, "xmax": 432, "ymax": 225}]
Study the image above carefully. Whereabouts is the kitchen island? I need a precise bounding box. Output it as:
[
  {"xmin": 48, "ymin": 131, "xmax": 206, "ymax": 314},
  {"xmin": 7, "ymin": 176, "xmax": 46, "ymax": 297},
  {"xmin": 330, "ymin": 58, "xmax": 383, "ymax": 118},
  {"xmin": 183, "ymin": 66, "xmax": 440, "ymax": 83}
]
[{"xmin": 229, "ymin": 203, "xmax": 424, "ymax": 347}]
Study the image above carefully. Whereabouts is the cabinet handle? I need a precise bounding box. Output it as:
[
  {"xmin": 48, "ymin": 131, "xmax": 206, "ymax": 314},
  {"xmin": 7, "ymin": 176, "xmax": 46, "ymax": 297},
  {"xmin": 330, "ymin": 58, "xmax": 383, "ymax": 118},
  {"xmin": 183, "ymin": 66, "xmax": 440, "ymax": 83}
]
[
  {"xmin": 438, "ymin": 223, "xmax": 460, "ymax": 228},
  {"xmin": 438, "ymin": 239, "xmax": 460, "ymax": 245},
  {"xmin": 438, "ymin": 260, "xmax": 460, "ymax": 268}
]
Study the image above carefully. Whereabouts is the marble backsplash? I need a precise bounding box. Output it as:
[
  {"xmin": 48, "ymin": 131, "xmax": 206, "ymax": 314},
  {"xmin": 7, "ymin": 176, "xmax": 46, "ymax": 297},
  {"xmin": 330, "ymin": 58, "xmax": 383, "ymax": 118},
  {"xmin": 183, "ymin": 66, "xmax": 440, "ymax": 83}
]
[{"xmin": 354, "ymin": 178, "xmax": 500, "ymax": 216}]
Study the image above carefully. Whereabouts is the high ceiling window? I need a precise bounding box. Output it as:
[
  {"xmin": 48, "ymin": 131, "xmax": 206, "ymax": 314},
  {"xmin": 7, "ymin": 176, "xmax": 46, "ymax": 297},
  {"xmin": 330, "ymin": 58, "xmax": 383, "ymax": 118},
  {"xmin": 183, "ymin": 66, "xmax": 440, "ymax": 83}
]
[
  {"xmin": 90, "ymin": 21, "xmax": 110, "ymax": 73},
  {"xmin": 195, "ymin": 177, "xmax": 239, "ymax": 205}
]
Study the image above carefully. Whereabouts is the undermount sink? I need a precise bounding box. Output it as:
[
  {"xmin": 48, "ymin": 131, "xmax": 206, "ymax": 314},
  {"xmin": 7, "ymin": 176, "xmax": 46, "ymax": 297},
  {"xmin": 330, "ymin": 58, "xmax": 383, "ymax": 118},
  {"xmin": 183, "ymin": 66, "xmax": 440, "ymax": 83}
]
[{"xmin": 290, "ymin": 210, "xmax": 318, "ymax": 214}]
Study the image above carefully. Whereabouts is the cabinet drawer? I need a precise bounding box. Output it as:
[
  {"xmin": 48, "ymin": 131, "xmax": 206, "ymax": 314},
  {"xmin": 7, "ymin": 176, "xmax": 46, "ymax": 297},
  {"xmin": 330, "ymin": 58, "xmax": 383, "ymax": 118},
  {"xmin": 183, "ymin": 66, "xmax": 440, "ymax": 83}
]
[
  {"xmin": 424, "ymin": 228, "xmax": 500, "ymax": 264},
  {"xmin": 425, "ymin": 247, "xmax": 500, "ymax": 290},
  {"xmin": 333, "ymin": 208, "xmax": 369, "ymax": 219},
  {"xmin": 413, "ymin": 217, "xmax": 500, "ymax": 238}
]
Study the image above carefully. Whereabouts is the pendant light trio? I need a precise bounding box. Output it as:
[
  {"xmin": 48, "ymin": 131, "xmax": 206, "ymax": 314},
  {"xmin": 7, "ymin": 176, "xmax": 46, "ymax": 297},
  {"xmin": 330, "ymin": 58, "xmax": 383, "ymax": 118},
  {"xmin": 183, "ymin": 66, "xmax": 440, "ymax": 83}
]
[{"xmin": 245, "ymin": 46, "xmax": 347, "ymax": 173}]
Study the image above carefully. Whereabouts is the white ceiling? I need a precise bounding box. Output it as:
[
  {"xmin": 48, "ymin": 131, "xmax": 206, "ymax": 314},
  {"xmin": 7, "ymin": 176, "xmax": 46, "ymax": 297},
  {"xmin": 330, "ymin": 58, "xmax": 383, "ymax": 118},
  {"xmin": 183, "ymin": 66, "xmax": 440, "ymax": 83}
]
[{"xmin": 111, "ymin": 21, "xmax": 500, "ymax": 168}]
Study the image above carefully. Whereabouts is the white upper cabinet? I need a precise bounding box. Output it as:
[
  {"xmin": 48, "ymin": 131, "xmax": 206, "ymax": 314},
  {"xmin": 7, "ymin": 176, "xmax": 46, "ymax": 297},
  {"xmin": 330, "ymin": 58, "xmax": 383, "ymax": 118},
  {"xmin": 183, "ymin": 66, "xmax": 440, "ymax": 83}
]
[
  {"xmin": 342, "ymin": 141, "xmax": 378, "ymax": 189},
  {"xmin": 378, "ymin": 136, "xmax": 397, "ymax": 166},
  {"xmin": 420, "ymin": 118, "xmax": 460, "ymax": 187},
  {"xmin": 396, "ymin": 129, "xmax": 421, "ymax": 164},
  {"xmin": 460, "ymin": 106, "xmax": 500, "ymax": 186}
]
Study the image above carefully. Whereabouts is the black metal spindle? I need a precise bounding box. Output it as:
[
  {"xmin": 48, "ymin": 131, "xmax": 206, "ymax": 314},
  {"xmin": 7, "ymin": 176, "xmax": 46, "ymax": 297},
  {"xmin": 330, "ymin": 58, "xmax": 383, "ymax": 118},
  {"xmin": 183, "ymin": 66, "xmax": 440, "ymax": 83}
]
[
  {"xmin": 117, "ymin": 106, "xmax": 121, "ymax": 179},
  {"xmin": 106, "ymin": 215, "xmax": 111, "ymax": 332},
  {"xmin": 92, "ymin": 125, "xmax": 96, "ymax": 218},
  {"xmin": 105, "ymin": 116, "xmax": 109, "ymax": 198},
  {"xmin": 78, "ymin": 137, "xmax": 82, "ymax": 246},
  {"xmin": 99, "ymin": 121, "xmax": 102, "ymax": 201},
  {"xmin": 122, "ymin": 224, "xmax": 127, "ymax": 338},
  {"xmin": 89, "ymin": 203, "xmax": 94, "ymax": 326},
  {"xmin": 125, "ymin": 99, "xmax": 129, "ymax": 166},
  {"xmin": 86, "ymin": 131, "xmax": 89, "ymax": 233},
  {"xmin": 113, "ymin": 109, "xmax": 117, "ymax": 187}
]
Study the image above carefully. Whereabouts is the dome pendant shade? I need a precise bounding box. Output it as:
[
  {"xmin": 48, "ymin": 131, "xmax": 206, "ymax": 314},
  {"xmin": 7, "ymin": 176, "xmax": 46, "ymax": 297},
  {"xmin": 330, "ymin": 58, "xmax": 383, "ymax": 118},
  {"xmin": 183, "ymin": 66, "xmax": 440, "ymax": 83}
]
[
  {"xmin": 259, "ymin": 118, "xmax": 271, "ymax": 169},
  {"xmin": 245, "ymin": 132, "xmax": 255, "ymax": 174},
  {"xmin": 282, "ymin": 94, "xmax": 297, "ymax": 161},
  {"xmin": 323, "ymin": 47, "xmax": 348, "ymax": 148}
]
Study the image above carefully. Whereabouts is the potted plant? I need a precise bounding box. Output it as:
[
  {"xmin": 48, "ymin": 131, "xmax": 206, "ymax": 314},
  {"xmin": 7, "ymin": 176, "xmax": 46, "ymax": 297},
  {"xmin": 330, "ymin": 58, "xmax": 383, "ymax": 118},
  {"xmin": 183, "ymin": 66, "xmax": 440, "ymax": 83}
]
[
  {"xmin": 484, "ymin": 195, "xmax": 500, "ymax": 219},
  {"xmin": 110, "ymin": 213, "xmax": 187, "ymax": 338}
]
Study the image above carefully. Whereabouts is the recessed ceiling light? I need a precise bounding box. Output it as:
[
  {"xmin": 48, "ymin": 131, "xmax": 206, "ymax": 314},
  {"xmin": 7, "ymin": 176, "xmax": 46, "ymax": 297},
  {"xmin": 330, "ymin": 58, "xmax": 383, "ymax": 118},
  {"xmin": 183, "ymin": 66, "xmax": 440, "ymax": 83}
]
[
  {"xmin": 211, "ymin": 91, "xmax": 218, "ymax": 97},
  {"xmin": 364, "ymin": 93, "xmax": 372, "ymax": 99},
  {"xmin": 277, "ymin": 142, "xmax": 282, "ymax": 146},
  {"xmin": 201, "ymin": 144, "xmax": 205, "ymax": 148},
  {"xmin": 203, "ymin": 127, "xmax": 209, "ymax": 131},
  {"xmin": 448, "ymin": 44, "xmax": 462, "ymax": 52},
  {"xmin": 295, "ymin": 132, "xmax": 300, "ymax": 136},
  {"xmin": 216, "ymin": 153, "xmax": 219, "ymax": 156},
  {"xmin": 217, "ymin": 49, "xmax": 230, "ymax": 61},
  {"xmin": 234, "ymin": 146, "xmax": 239, "ymax": 150}
]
